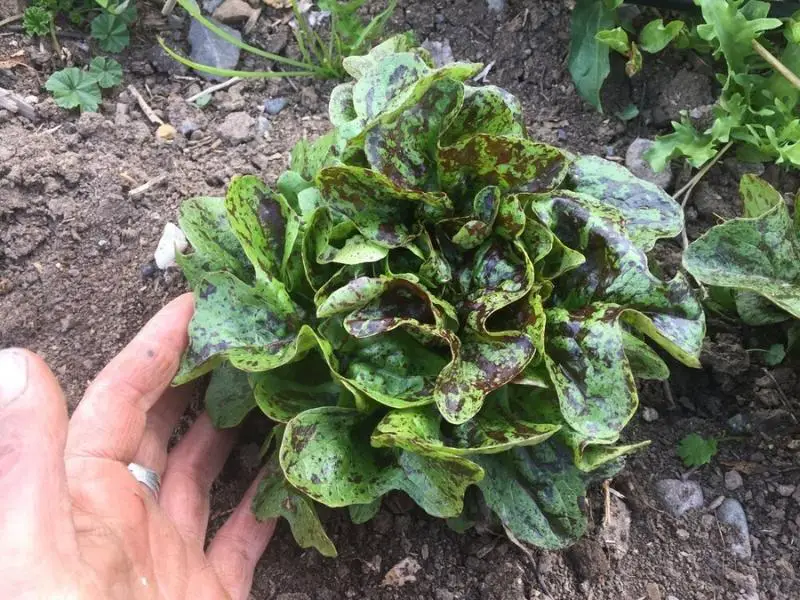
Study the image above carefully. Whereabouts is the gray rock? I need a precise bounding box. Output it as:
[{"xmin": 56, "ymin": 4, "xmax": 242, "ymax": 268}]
[
  {"xmin": 202, "ymin": 0, "xmax": 224, "ymax": 12},
  {"xmin": 654, "ymin": 479, "xmax": 704, "ymax": 517},
  {"xmin": 217, "ymin": 111, "xmax": 255, "ymax": 144},
  {"xmin": 256, "ymin": 115, "xmax": 271, "ymax": 138},
  {"xmin": 625, "ymin": 138, "xmax": 673, "ymax": 190},
  {"xmin": 717, "ymin": 498, "xmax": 751, "ymax": 559},
  {"xmin": 486, "ymin": 0, "xmax": 506, "ymax": 13},
  {"xmin": 264, "ymin": 97, "xmax": 288, "ymax": 115},
  {"xmin": 641, "ymin": 406, "xmax": 659, "ymax": 422},
  {"xmin": 725, "ymin": 470, "xmax": 744, "ymax": 491},
  {"xmin": 76, "ymin": 112, "xmax": 108, "ymax": 138},
  {"xmin": 149, "ymin": 44, "xmax": 189, "ymax": 76},
  {"xmin": 422, "ymin": 38, "xmax": 454, "ymax": 67},
  {"xmin": 188, "ymin": 18, "xmax": 241, "ymax": 82}
]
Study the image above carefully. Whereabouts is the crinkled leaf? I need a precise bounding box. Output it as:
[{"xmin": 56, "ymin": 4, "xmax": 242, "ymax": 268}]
[
  {"xmin": 622, "ymin": 331, "xmax": 669, "ymax": 381},
  {"xmin": 568, "ymin": 155, "xmax": 683, "ymax": 250},
  {"xmin": 205, "ymin": 362, "xmax": 256, "ymax": 428},
  {"xmin": 280, "ymin": 407, "xmax": 483, "ymax": 518},
  {"xmin": 174, "ymin": 273, "xmax": 310, "ymax": 384},
  {"xmin": 441, "ymin": 85, "xmax": 525, "ymax": 145},
  {"xmin": 684, "ymin": 191, "xmax": 800, "ymax": 319},
  {"xmin": 253, "ymin": 453, "xmax": 338, "ymax": 557},
  {"xmin": 739, "ymin": 172, "xmax": 782, "ymax": 218},
  {"xmin": 352, "ymin": 52, "xmax": 430, "ymax": 120}
]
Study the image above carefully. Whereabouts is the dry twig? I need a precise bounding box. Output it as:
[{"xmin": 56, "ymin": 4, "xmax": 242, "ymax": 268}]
[
  {"xmin": 185, "ymin": 76, "xmax": 243, "ymax": 102},
  {"xmin": 127, "ymin": 84, "xmax": 164, "ymax": 125}
]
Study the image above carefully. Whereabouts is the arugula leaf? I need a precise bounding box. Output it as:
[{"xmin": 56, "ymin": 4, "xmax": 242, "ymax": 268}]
[
  {"xmin": 568, "ymin": 0, "xmax": 618, "ymax": 112},
  {"xmin": 677, "ymin": 433, "xmax": 718, "ymax": 467}
]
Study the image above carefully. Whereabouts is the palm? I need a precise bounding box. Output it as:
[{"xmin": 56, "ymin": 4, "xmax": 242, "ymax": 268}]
[{"xmin": 0, "ymin": 295, "xmax": 274, "ymax": 600}]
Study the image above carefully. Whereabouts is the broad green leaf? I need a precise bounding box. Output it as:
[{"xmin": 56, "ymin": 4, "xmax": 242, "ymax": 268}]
[
  {"xmin": 306, "ymin": 208, "xmax": 388, "ymax": 268},
  {"xmin": 475, "ymin": 440, "xmax": 611, "ymax": 550},
  {"xmin": 595, "ymin": 27, "xmax": 630, "ymax": 55},
  {"xmin": 568, "ymin": 0, "xmax": 616, "ymax": 111},
  {"xmin": 567, "ymin": 155, "xmax": 683, "ymax": 250},
  {"xmin": 205, "ymin": 362, "xmax": 255, "ymax": 428},
  {"xmin": 734, "ymin": 291, "xmax": 791, "ymax": 325},
  {"xmin": 290, "ymin": 132, "xmax": 338, "ymax": 181},
  {"xmin": 174, "ymin": 273, "xmax": 311, "ymax": 384},
  {"xmin": 280, "ymin": 407, "xmax": 483, "ymax": 518},
  {"xmin": 352, "ymin": 52, "xmax": 430, "ymax": 120},
  {"xmin": 253, "ymin": 454, "xmax": 338, "ymax": 557},
  {"xmin": 622, "ymin": 331, "xmax": 669, "ymax": 381},
  {"xmin": 684, "ymin": 193, "xmax": 800, "ymax": 319},
  {"xmin": 348, "ymin": 500, "xmax": 381, "ymax": 524},
  {"xmin": 87, "ymin": 57, "xmax": 123, "ymax": 89},
  {"xmin": 90, "ymin": 13, "xmax": 130, "ymax": 53},
  {"xmin": 45, "ymin": 68, "xmax": 101, "ymax": 112},
  {"xmin": 176, "ymin": 196, "xmax": 251, "ymax": 289},
  {"xmin": 439, "ymin": 134, "xmax": 569, "ymax": 195},
  {"xmin": 639, "ymin": 19, "xmax": 684, "ymax": 53}
]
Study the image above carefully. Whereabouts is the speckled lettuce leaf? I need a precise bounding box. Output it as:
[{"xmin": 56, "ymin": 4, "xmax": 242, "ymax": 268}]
[
  {"xmin": 439, "ymin": 134, "xmax": 569, "ymax": 195},
  {"xmin": 372, "ymin": 400, "xmax": 559, "ymax": 456},
  {"xmin": 362, "ymin": 74, "xmax": 464, "ymax": 189},
  {"xmin": 177, "ymin": 196, "xmax": 252, "ymax": 289},
  {"xmin": 342, "ymin": 34, "xmax": 423, "ymax": 79},
  {"xmin": 204, "ymin": 361, "xmax": 256, "ymax": 428},
  {"xmin": 253, "ymin": 452, "xmax": 338, "ymax": 557},
  {"xmin": 317, "ymin": 166, "xmax": 451, "ymax": 248},
  {"xmin": 280, "ymin": 407, "xmax": 483, "ymax": 518},
  {"xmin": 348, "ymin": 499, "xmax": 381, "ymax": 524},
  {"xmin": 475, "ymin": 440, "xmax": 603, "ymax": 550},
  {"xmin": 441, "ymin": 85, "xmax": 525, "ymax": 146},
  {"xmin": 174, "ymin": 272, "xmax": 312, "ymax": 384},
  {"xmin": 622, "ymin": 331, "xmax": 669, "ymax": 380},
  {"xmin": 684, "ymin": 192, "xmax": 800, "ymax": 320},
  {"xmin": 225, "ymin": 175, "xmax": 301, "ymax": 286},
  {"xmin": 531, "ymin": 191, "xmax": 705, "ymax": 367},
  {"xmin": 290, "ymin": 131, "xmax": 338, "ymax": 181},
  {"xmin": 544, "ymin": 304, "xmax": 637, "ymax": 440},
  {"xmin": 352, "ymin": 52, "xmax": 431, "ymax": 120},
  {"xmin": 568, "ymin": 155, "xmax": 683, "ymax": 251},
  {"xmin": 306, "ymin": 208, "xmax": 388, "ymax": 267}
]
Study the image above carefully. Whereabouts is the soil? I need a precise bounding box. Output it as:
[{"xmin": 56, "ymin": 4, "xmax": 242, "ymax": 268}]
[{"xmin": 2, "ymin": 1, "xmax": 800, "ymax": 599}]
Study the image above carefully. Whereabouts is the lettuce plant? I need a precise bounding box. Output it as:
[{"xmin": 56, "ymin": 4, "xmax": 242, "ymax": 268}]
[{"xmin": 174, "ymin": 35, "xmax": 706, "ymax": 555}]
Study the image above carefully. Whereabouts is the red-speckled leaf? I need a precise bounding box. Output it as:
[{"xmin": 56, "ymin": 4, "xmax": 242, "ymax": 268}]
[
  {"xmin": 317, "ymin": 166, "xmax": 451, "ymax": 248},
  {"xmin": 439, "ymin": 134, "xmax": 569, "ymax": 195},
  {"xmin": 174, "ymin": 272, "xmax": 312, "ymax": 384},
  {"xmin": 441, "ymin": 85, "xmax": 525, "ymax": 146},
  {"xmin": 280, "ymin": 407, "xmax": 483, "ymax": 518}
]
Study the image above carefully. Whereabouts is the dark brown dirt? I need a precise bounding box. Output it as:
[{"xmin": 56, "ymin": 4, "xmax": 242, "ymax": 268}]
[{"xmin": 2, "ymin": 1, "xmax": 799, "ymax": 599}]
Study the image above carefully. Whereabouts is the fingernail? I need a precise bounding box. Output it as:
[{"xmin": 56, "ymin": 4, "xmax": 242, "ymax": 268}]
[{"xmin": 0, "ymin": 349, "xmax": 29, "ymax": 408}]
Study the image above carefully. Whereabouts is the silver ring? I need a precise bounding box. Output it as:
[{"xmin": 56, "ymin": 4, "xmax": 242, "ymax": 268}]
[{"xmin": 127, "ymin": 463, "xmax": 161, "ymax": 501}]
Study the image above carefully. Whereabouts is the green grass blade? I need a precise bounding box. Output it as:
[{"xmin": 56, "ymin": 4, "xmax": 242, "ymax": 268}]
[
  {"xmin": 157, "ymin": 38, "xmax": 319, "ymax": 79},
  {"xmin": 353, "ymin": 0, "xmax": 396, "ymax": 51}
]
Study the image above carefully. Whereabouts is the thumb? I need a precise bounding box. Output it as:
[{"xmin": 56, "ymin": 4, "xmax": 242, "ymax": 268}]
[{"xmin": 0, "ymin": 349, "xmax": 78, "ymax": 567}]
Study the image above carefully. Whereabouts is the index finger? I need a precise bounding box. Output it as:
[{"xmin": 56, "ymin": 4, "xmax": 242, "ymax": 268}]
[{"xmin": 66, "ymin": 293, "xmax": 194, "ymax": 464}]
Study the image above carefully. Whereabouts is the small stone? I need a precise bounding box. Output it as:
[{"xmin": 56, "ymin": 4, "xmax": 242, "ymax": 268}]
[
  {"xmin": 421, "ymin": 38, "xmax": 454, "ymax": 67},
  {"xmin": 381, "ymin": 557, "xmax": 421, "ymax": 587},
  {"xmin": 654, "ymin": 479, "xmax": 704, "ymax": 518},
  {"xmin": 727, "ymin": 413, "xmax": 749, "ymax": 434},
  {"xmin": 188, "ymin": 18, "xmax": 241, "ymax": 81},
  {"xmin": 213, "ymin": 0, "xmax": 259, "ymax": 25},
  {"xmin": 725, "ymin": 470, "xmax": 744, "ymax": 491},
  {"xmin": 675, "ymin": 528, "xmax": 690, "ymax": 540},
  {"xmin": 156, "ymin": 123, "xmax": 177, "ymax": 142},
  {"xmin": 202, "ymin": 0, "xmax": 224, "ymax": 12},
  {"xmin": 717, "ymin": 498, "xmax": 752, "ymax": 560},
  {"xmin": 76, "ymin": 112, "xmax": 107, "ymax": 138},
  {"xmin": 777, "ymin": 484, "xmax": 796, "ymax": 497},
  {"xmin": 625, "ymin": 138, "xmax": 673, "ymax": 190},
  {"xmin": 256, "ymin": 115, "xmax": 271, "ymax": 138},
  {"xmin": 300, "ymin": 86, "xmax": 319, "ymax": 108},
  {"xmin": 641, "ymin": 406, "xmax": 659, "ymax": 422},
  {"xmin": 486, "ymin": 0, "xmax": 506, "ymax": 13},
  {"xmin": 264, "ymin": 97, "xmax": 288, "ymax": 115},
  {"xmin": 646, "ymin": 582, "xmax": 662, "ymax": 600},
  {"xmin": 217, "ymin": 111, "xmax": 255, "ymax": 144},
  {"xmin": 154, "ymin": 223, "xmax": 188, "ymax": 270}
]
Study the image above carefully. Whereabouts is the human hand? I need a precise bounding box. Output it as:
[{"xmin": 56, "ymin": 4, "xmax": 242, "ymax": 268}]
[{"xmin": 0, "ymin": 294, "xmax": 275, "ymax": 600}]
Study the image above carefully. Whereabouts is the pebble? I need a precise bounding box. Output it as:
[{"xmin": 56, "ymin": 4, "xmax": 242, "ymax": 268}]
[
  {"xmin": 156, "ymin": 123, "xmax": 177, "ymax": 142},
  {"xmin": 724, "ymin": 470, "xmax": 744, "ymax": 491},
  {"xmin": 776, "ymin": 484, "xmax": 796, "ymax": 497},
  {"xmin": 654, "ymin": 479, "xmax": 704, "ymax": 518},
  {"xmin": 202, "ymin": 0, "xmax": 224, "ymax": 12},
  {"xmin": 154, "ymin": 223, "xmax": 188, "ymax": 269},
  {"xmin": 641, "ymin": 406, "xmax": 659, "ymax": 422},
  {"xmin": 717, "ymin": 498, "xmax": 752, "ymax": 560},
  {"xmin": 264, "ymin": 97, "xmax": 288, "ymax": 115},
  {"xmin": 625, "ymin": 138, "xmax": 673, "ymax": 190},
  {"xmin": 212, "ymin": 0, "xmax": 259, "ymax": 25},
  {"xmin": 217, "ymin": 111, "xmax": 255, "ymax": 144},
  {"xmin": 486, "ymin": 0, "xmax": 506, "ymax": 13},
  {"xmin": 422, "ymin": 38, "xmax": 455, "ymax": 67},
  {"xmin": 188, "ymin": 18, "xmax": 241, "ymax": 81},
  {"xmin": 256, "ymin": 115, "xmax": 271, "ymax": 138},
  {"xmin": 646, "ymin": 582, "xmax": 662, "ymax": 600}
]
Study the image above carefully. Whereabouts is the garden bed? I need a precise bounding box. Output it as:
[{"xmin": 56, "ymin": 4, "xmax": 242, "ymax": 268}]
[{"xmin": 1, "ymin": 0, "xmax": 798, "ymax": 598}]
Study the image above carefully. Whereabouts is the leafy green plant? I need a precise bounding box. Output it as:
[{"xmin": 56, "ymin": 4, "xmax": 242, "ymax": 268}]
[
  {"xmin": 684, "ymin": 174, "xmax": 800, "ymax": 324},
  {"xmin": 90, "ymin": 12, "xmax": 130, "ymax": 52},
  {"xmin": 677, "ymin": 432, "xmax": 718, "ymax": 467},
  {"xmin": 160, "ymin": 0, "xmax": 397, "ymax": 80},
  {"xmin": 22, "ymin": 5, "xmax": 53, "ymax": 37},
  {"xmin": 45, "ymin": 67, "xmax": 102, "ymax": 112},
  {"xmin": 45, "ymin": 57, "xmax": 123, "ymax": 111},
  {"xmin": 173, "ymin": 36, "xmax": 706, "ymax": 555}
]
